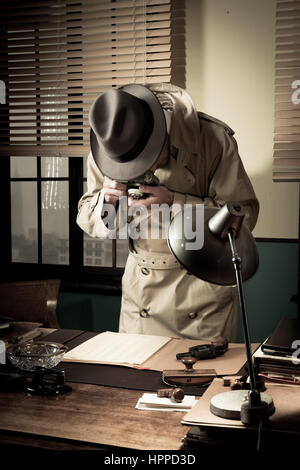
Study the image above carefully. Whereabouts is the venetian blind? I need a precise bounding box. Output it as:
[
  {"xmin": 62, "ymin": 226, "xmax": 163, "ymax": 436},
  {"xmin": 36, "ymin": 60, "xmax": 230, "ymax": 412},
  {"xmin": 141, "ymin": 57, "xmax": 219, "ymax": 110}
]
[
  {"xmin": 0, "ymin": 0, "xmax": 185, "ymax": 157},
  {"xmin": 274, "ymin": 0, "xmax": 300, "ymax": 181}
]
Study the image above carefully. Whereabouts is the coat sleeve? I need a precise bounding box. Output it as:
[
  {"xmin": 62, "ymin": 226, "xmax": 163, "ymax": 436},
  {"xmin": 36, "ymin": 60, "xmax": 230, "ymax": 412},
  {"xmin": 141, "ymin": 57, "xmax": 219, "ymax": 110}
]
[
  {"xmin": 172, "ymin": 119, "xmax": 259, "ymax": 232},
  {"xmin": 76, "ymin": 152, "xmax": 118, "ymax": 239}
]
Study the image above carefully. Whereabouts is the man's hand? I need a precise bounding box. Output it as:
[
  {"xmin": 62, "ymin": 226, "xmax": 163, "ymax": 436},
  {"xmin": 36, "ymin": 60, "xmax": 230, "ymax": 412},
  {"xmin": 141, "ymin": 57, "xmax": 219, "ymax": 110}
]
[
  {"xmin": 128, "ymin": 185, "xmax": 174, "ymax": 208},
  {"xmin": 102, "ymin": 176, "xmax": 127, "ymax": 206}
]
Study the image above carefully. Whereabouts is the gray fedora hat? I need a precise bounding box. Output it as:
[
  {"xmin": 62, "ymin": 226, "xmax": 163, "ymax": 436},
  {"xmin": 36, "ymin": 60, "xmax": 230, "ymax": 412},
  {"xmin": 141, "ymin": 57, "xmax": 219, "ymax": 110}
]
[{"xmin": 89, "ymin": 84, "xmax": 167, "ymax": 181}]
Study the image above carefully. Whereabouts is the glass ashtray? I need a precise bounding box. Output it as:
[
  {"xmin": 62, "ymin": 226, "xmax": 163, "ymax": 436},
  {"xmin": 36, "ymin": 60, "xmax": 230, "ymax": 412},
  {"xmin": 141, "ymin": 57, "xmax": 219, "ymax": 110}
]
[{"xmin": 7, "ymin": 341, "xmax": 68, "ymax": 371}]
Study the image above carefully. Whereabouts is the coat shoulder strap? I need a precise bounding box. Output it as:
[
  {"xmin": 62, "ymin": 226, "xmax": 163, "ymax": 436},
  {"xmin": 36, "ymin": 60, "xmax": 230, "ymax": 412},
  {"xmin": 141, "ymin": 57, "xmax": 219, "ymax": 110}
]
[{"xmin": 197, "ymin": 111, "xmax": 235, "ymax": 136}]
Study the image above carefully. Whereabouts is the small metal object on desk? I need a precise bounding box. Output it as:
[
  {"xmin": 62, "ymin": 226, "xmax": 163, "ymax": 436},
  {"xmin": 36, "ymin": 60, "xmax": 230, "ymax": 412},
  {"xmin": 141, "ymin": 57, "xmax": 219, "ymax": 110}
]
[
  {"xmin": 223, "ymin": 377, "xmax": 232, "ymax": 387},
  {"xmin": 25, "ymin": 366, "xmax": 72, "ymax": 396},
  {"xmin": 182, "ymin": 357, "xmax": 197, "ymax": 372},
  {"xmin": 230, "ymin": 378, "xmax": 243, "ymax": 390},
  {"xmin": 157, "ymin": 387, "xmax": 185, "ymax": 403},
  {"xmin": 162, "ymin": 356, "xmax": 216, "ymax": 386}
]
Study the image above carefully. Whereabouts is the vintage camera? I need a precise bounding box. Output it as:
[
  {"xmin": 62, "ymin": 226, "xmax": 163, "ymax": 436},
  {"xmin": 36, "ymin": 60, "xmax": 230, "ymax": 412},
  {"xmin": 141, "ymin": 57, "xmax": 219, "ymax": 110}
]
[{"xmin": 125, "ymin": 171, "xmax": 160, "ymax": 199}]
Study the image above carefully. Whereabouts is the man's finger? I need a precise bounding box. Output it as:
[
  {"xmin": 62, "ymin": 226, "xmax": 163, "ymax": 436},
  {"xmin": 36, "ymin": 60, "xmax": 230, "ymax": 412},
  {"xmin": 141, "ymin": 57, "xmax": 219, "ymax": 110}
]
[
  {"xmin": 128, "ymin": 196, "xmax": 155, "ymax": 208},
  {"xmin": 104, "ymin": 177, "xmax": 127, "ymax": 190},
  {"xmin": 138, "ymin": 185, "xmax": 159, "ymax": 194},
  {"xmin": 104, "ymin": 188, "xmax": 127, "ymax": 197}
]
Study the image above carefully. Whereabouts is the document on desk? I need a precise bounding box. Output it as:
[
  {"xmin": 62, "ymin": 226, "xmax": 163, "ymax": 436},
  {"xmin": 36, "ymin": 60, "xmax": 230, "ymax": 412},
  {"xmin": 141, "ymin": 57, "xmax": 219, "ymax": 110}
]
[
  {"xmin": 62, "ymin": 330, "xmax": 259, "ymax": 373},
  {"xmin": 63, "ymin": 331, "xmax": 171, "ymax": 365}
]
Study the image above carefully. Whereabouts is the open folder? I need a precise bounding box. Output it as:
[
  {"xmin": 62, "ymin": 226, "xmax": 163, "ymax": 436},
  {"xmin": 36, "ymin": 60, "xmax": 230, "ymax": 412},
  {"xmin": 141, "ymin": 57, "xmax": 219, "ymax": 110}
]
[{"xmin": 62, "ymin": 331, "xmax": 258, "ymax": 376}]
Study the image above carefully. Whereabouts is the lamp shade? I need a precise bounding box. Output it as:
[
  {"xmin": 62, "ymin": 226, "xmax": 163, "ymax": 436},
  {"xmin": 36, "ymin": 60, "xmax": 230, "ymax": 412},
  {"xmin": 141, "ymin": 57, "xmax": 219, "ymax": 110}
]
[{"xmin": 168, "ymin": 205, "xmax": 259, "ymax": 286}]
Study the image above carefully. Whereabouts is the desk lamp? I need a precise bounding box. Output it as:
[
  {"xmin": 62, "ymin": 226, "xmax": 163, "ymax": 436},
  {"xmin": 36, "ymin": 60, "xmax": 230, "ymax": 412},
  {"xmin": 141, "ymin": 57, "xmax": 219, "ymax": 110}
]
[{"xmin": 168, "ymin": 202, "xmax": 275, "ymax": 424}]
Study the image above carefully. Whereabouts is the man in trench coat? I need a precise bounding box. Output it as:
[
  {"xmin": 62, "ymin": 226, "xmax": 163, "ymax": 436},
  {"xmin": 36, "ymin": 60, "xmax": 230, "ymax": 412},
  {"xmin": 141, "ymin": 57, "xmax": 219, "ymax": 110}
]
[{"xmin": 77, "ymin": 83, "xmax": 259, "ymax": 341}]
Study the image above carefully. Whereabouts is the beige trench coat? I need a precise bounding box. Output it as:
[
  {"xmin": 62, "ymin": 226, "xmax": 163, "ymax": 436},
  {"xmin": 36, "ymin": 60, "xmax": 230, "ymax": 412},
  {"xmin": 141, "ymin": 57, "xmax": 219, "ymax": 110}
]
[{"xmin": 77, "ymin": 83, "xmax": 259, "ymax": 341}]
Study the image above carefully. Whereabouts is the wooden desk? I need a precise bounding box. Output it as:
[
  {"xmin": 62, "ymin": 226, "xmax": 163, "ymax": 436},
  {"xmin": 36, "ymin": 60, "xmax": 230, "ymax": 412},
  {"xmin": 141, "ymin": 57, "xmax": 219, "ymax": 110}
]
[
  {"xmin": 0, "ymin": 327, "xmax": 190, "ymax": 451},
  {"xmin": 0, "ymin": 381, "xmax": 188, "ymax": 450}
]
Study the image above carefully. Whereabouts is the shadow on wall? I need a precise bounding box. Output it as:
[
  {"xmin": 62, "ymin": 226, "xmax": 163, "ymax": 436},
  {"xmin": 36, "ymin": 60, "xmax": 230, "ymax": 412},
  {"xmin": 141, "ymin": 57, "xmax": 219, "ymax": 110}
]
[{"xmin": 237, "ymin": 241, "xmax": 298, "ymax": 343}]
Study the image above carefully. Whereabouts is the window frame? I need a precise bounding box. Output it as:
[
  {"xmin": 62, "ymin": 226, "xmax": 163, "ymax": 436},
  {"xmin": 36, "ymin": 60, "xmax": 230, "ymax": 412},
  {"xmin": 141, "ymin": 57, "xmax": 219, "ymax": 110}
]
[{"xmin": 3, "ymin": 155, "xmax": 124, "ymax": 294}]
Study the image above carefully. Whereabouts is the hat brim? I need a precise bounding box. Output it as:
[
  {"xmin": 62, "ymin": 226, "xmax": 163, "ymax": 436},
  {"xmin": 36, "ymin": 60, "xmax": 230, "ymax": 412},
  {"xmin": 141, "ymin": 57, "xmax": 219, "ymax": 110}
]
[{"xmin": 90, "ymin": 84, "xmax": 166, "ymax": 181}]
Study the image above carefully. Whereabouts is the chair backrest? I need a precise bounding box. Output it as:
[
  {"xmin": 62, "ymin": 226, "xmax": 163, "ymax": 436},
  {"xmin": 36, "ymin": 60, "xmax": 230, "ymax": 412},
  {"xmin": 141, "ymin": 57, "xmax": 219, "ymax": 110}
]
[{"xmin": 0, "ymin": 279, "xmax": 61, "ymax": 328}]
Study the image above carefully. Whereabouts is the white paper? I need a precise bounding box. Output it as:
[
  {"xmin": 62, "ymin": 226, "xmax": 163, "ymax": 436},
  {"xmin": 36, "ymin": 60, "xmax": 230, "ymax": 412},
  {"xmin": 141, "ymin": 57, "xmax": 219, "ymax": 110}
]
[
  {"xmin": 136, "ymin": 393, "xmax": 197, "ymax": 412},
  {"xmin": 63, "ymin": 331, "xmax": 171, "ymax": 365}
]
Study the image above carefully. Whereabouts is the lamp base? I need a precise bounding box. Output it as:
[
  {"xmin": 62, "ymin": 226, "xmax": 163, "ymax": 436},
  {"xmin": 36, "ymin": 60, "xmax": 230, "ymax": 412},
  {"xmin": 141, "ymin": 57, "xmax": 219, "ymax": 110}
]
[{"xmin": 210, "ymin": 390, "xmax": 275, "ymax": 424}]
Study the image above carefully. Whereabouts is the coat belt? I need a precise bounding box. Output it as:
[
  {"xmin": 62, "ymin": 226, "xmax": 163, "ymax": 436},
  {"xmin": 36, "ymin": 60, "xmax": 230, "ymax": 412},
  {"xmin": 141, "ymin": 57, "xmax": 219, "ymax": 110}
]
[{"xmin": 128, "ymin": 247, "xmax": 180, "ymax": 270}]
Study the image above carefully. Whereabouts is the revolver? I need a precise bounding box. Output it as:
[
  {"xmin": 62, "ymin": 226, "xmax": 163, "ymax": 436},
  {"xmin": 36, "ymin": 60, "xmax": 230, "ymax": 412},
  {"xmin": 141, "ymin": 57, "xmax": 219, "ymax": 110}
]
[{"xmin": 176, "ymin": 336, "xmax": 229, "ymax": 361}]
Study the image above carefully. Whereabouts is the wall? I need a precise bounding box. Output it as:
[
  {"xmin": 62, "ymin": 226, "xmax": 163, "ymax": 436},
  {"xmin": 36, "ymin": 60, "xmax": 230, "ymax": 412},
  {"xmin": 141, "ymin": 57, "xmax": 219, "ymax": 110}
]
[{"xmin": 186, "ymin": 0, "xmax": 299, "ymax": 239}]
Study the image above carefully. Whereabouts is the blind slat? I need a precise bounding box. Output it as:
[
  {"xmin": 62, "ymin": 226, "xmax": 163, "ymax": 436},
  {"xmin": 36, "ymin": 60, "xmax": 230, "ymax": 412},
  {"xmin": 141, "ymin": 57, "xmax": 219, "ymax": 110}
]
[
  {"xmin": 275, "ymin": 67, "xmax": 300, "ymax": 76},
  {"xmin": 275, "ymin": 126, "xmax": 300, "ymax": 133},
  {"xmin": 2, "ymin": 42, "xmax": 174, "ymax": 63},
  {"xmin": 2, "ymin": 52, "xmax": 172, "ymax": 70},
  {"xmin": 274, "ymin": 139, "xmax": 300, "ymax": 146},
  {"xmin": 3, "ymin": 7, "xmax": 173, "ymax": 23},
  {"xmin": 275, "ymin": 110, "xmax": 300, "ymax": 118},
  {"xmin": 2, "ymin": 0, "xmax": 172, "ymax": 11},
  {"xmin": 275, "ymin": 134, "xmax": 300, "ymax": 140},
  {"xmin": 6, "ymin": 73, "xmax": 173, "ymax": 91},
  {"xmin": 7, "ymin": 72, "xmax": 175, "ymax": 91},
  {"xmin": 0, "ymin": 145, "xmax": 90, "ymax": 157},
  {"xmin": 275, "ymin": 118, "xmax": 300, "ymax": 125},
  {"xmin": 276, "ymin": 52, "xmax": 300, "ymax": 59},
  {"xmin": 274, "ymin": 149, "xmax": 300, "ymax": 156},
  {"xmin": 4, "ymin": 60, "xmax": 173, "ymax": 79},
  {"xmin": 1, "ymin": 32, "xmax": 174, "ymax": 56},
  {"xmin": 273, "ymin": 173, "xmax": 300, "ymax": 181},
  {"xmin": 276, "ymin": 34, "xmax": 300, "ymax": 43},
  {"xmin": 277, "ymin": 1, "xmax": 300, "ymax": 9},
  {"xmin": 276, "ymin": 9, "xmax": 300, "ymax": 18}
]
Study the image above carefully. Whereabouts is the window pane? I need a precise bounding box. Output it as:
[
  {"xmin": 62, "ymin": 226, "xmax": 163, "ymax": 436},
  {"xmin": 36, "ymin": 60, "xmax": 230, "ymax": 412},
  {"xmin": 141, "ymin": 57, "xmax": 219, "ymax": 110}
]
[
  {"xmin": 82, "ymin": 180, "xmax": 112, "ymax": 267},
  {"xmin": 10, "ymin": 157, "xmax": 37, "ymax": 178},
  {"xmin": 84, "ymin": 235, "xmax": 112, "ymax": 267},
  {"xmin": 42, "ymin": 181, "xmax": 69, "ymax": 264},
  {"xmin": 11, "ymin": 181, "xmax": 38, "ymax": 263},
  {"xmin": 41, "ymin": 156, "xmax": 68, "ymax": 178},
  {"xmin": 83, "ymin": 237, "xmax": 112, "ymax": 267},
  {"xmin": 117, "ymin": 239, "xmax": 129, "ymax": 268}
]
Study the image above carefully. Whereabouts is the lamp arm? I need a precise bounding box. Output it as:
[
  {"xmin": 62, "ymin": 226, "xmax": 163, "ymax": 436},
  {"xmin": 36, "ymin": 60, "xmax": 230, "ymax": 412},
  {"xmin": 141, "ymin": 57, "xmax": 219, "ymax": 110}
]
[{"xmin": 227, "ymin": 229, "xmax": 257, "ymax": 392}]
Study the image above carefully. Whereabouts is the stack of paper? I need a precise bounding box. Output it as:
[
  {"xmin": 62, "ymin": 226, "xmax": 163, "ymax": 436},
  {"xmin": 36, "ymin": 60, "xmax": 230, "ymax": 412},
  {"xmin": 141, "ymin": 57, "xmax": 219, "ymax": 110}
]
[
  {"xmin": 253, "ymin": 342, "xmax": 300, "ymax": 379},
  {"xmin": 136, "ymin": 393, "xmax": 197, "ymax": 412},
  {"xmin": 63, "ymin": 331, "xmax": 171, "ymax": 365}
]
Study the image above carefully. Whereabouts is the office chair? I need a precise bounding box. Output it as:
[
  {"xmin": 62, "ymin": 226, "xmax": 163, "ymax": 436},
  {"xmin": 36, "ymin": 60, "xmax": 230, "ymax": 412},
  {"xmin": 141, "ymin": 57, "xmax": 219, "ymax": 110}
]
[{"xmin": 0, "ymin": 279, "xmax": 61, "ymax": 328}]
